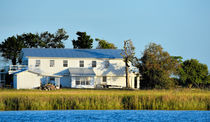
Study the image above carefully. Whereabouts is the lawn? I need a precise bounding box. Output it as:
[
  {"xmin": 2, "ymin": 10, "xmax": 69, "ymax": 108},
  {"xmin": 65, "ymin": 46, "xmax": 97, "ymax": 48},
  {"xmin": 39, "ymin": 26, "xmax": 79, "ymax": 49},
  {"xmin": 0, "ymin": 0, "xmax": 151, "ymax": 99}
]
[{"xmin": 0, "ymin": 88, "xmax": 209, "ymax": 110}]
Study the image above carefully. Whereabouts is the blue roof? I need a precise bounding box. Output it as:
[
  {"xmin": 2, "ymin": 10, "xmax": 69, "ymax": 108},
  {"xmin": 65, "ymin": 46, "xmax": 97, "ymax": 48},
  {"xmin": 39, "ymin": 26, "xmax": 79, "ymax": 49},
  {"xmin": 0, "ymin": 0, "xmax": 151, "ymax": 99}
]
[
  {"xmin": 69, "ymin": 68, "xmax": 96, "ymax": 76},
  {"xmin": 22, "ymin": 48, "xmax": 123, "ymax": 59}
]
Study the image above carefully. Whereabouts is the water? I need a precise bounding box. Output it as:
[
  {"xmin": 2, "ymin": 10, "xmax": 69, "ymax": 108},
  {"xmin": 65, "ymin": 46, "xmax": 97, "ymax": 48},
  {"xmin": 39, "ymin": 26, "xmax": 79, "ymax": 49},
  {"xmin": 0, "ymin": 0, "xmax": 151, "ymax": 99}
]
[{"xmin": 0, "ymin": 110, "xmax": 209, "ymax": 122}]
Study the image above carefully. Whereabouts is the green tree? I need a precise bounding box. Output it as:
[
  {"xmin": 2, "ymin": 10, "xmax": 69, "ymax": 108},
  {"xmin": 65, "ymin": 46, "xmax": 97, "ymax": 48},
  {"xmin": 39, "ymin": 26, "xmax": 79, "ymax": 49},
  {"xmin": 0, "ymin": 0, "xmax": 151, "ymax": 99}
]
[
  {"xmin": 39, "ymin": 28, "xmax": 69, "ymax": 48},
  {"xmin": 171, "ymin": 56, "xmax": 183, "ymax": 64},
  {"xmin": 121, "ymin": 40, "xmax": 135, "ymax": 88},
  {"xmin": 18, "ymin": 33, "xmax": 41, "ymax": 48},
  {"xmin": 139, "ymin": 43, "xmax": 179, "ymax": 89},
  {"xmin": 207, "ymin": 74, "xmax": 210, "ymax": 88},
  {"xmin": 0, "ymin": 28, "xmax": 69, "ymax": 65},
  {"xmin": 0, "ymin": 36, "xmax": 24, "ymax": 65},
  {"xmin": 72, "ymin": 32, "xmax": 93, "ymax": 49},
  {"xmin": 179, "ymin": 59, "xmax": 209, "ymax": 88},
  {"xmin": 95, "ymin": 38, "xmax": 117, "ymax": 49}
]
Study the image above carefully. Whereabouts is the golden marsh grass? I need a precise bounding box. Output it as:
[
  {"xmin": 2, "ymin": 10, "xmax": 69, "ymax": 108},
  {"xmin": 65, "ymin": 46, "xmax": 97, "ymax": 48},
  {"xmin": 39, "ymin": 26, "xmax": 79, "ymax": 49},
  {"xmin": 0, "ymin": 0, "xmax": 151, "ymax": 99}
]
[{"xmin": 0, "ymin": 88, "xmax": 209, "ymax": 110}]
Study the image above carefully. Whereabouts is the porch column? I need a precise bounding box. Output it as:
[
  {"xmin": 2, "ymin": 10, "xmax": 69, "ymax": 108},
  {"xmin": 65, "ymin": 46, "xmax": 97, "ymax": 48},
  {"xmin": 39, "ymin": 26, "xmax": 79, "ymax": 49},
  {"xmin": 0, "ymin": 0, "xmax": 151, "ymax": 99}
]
[{"xmin": 137, "ymin": 76, "xmax": 140, "ymax": 89}]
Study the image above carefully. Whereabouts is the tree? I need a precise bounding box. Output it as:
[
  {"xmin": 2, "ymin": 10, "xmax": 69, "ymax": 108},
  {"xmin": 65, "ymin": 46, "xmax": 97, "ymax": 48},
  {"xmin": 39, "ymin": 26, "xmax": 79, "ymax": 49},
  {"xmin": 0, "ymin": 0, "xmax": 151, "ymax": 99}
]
[
  {"xmin": 139, "ymin": 43, "xmax": 179, "ymax": 89},
  {"xmin": 39, "ymin": 28, "xmax": 69, "ymax": 48},
  {"xmin": 179, "ymin": 59, "xmax": 209, "ymax": 88},
  {"xmin": 95, "ymin": 38, "xmax": 117, "ymax": 49},
  {"xmin": 0, "ymin": 52, "xmax": 8, "ymax": 69},
  {"xmin": 207, "ymin": 74, "xmax": 210, "ymax": 88},
  {"xmin": 0, "ymin": 28, "xmax": 69, "ymax": 65},
  {"xmin": 0, "ymin": 36, "xmax": 24, "ymax": 65},
  {"xmin": 17, "ymin": 33, "xmax": 41, "ymax": 48},
  {"xmin": 171, "ymin": 56, "xmax": 183, "ymax": 64},
  {"xmin": 72, "ymin": 32, "xmax": 93, "ymax": 49},
  {"xmin": 121, "ymin": 40, "xmax": 135, "ymax": 88}
]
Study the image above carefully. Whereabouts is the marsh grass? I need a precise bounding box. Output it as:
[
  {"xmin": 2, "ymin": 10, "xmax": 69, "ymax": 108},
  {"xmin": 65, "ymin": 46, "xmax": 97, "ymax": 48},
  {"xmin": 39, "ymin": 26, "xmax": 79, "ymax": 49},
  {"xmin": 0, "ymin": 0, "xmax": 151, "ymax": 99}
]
[{"xmin": 0, "ymin": 88, "xmax": 209, "ymax": 110}]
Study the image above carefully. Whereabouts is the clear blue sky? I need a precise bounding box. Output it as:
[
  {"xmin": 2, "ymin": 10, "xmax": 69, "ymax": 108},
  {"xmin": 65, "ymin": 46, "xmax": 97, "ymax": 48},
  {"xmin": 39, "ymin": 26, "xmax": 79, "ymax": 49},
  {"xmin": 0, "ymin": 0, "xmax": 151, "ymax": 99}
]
[{"xmin": 0, "ymin": 0, "xmax": 210, "ymax": 69}]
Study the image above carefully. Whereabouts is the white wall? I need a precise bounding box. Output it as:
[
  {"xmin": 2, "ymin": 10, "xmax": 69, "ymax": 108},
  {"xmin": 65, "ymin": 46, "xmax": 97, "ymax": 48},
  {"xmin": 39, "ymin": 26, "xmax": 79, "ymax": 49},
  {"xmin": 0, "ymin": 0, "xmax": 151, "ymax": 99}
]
[
  {"xmin": 28, "ymin": 57, "xmax": 125, "ymax": 76},
  {"xmin": 95, "ymin": 76, "xmax": 126, "ymax": 87},
  {"xmin": 95, "ymin": 75, "xmax": 139, "ymax": 88},
  {"xmin": 14, "ymin": 71, "xmax": 42, "ymax": 89}
]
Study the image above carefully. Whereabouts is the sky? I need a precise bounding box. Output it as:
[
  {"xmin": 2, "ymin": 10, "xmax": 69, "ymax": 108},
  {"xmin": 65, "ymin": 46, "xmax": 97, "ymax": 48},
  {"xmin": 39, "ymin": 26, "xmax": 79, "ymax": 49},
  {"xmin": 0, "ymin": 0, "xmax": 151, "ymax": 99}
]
[{"xmin": 0, "ymin": 0, "xmax": 210, "ymax": 69}]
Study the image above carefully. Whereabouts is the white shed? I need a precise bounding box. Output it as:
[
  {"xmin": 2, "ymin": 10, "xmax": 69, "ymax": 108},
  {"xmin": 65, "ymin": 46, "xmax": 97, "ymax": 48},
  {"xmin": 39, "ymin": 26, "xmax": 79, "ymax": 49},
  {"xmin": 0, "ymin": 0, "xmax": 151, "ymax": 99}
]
[
  {"xmin": 13, "ymin": 70, "xmax": 42, "ymax": 89},
  {"xmin": 13, "ymin": 70, "xmax": 62, "ymax": 89}
]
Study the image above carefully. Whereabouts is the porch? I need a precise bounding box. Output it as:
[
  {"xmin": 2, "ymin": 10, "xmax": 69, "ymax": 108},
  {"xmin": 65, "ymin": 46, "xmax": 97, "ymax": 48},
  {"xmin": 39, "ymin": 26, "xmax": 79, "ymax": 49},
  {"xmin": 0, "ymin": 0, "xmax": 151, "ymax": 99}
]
[
  {"xmin": 69, "ymin": 68, "xmax": 95, "ymax": 88},
  {"xmin": 8, "ymin": 65, "xmax": 27, "ymax": 74},
  {"xmin": 40, "ymin": 74, "xmax": 62, "ymax": 89}
]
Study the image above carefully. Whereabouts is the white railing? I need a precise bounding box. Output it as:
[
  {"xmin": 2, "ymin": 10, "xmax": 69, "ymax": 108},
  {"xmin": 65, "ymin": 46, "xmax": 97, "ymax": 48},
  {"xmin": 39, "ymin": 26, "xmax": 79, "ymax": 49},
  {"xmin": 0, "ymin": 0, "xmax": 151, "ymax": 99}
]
[{"xmin": 8, "ymin": 65, "xmax": 27, "ymax": 74}]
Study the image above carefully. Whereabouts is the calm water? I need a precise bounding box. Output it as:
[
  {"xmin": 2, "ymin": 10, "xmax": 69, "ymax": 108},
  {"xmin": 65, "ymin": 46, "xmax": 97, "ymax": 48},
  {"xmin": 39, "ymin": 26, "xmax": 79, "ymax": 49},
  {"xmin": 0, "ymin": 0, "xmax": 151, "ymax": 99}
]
[{"xmin": 0, "ymin": 110, "xmax": 209, "ymax": 122}]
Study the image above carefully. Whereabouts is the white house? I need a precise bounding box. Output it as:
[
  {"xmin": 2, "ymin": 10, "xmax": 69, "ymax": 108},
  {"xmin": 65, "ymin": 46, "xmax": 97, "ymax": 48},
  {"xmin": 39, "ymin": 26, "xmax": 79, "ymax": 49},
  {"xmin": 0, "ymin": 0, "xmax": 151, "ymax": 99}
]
[{"xmin": 9, "ymin": 48, "xmax": 140, "ymax": 89}]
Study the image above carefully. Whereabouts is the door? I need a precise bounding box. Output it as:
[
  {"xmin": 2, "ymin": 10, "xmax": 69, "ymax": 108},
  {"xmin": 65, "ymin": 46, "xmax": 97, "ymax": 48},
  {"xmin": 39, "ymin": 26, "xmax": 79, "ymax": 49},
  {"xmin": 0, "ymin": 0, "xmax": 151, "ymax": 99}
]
[{"xmin": 55, "ymin": 77, "xmax": 60, "ymax": 88}]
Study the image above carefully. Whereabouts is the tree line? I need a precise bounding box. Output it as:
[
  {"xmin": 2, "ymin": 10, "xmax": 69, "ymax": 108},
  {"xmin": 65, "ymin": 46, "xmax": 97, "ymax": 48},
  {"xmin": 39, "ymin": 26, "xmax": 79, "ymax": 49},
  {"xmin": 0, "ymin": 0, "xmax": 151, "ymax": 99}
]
[
  {"xmin": 137, "ymin": 43, "xmax": 210, "ymax": 89},
  {"xmin": 0, "ymin": 28, "xmax": 209, "ymax": 89},
  {"xmin": 0, "ymin": 29, "xmax": 117, "ymax": 65}
]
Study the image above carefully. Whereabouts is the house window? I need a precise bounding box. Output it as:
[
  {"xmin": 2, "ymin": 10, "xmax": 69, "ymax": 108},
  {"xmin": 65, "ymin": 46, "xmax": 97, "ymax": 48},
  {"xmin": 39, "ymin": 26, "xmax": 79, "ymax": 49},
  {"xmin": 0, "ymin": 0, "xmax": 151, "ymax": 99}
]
[
  {"xmin": 76, "ymin": 77, "xmax": 80, "ymax": 85},
  {"xmin": 75, "ymin": 77, "xmax": 91, "ymax": 85},
  {"xmin": 63, "ymin": 60, "xmax": 68, "ymax": 67},
  {"xmin": 35, "ymin": 60, "xmax": 40, "ymax": 67},
  {"xmin": 86, "ymin": 81, "xmax": 90, "ymax": 85},
  {"xmin": 50, "ymin": 60, "xmax": 54, "ymax": 67},
  {"xmin": 104, "ymin": 60, "xmax": 109, "ymax": 68},
  {"xmin": 103, "ymin": 76, "xmax": 107, "ymax": 82},
  {"xmin": 81, "ymin": 81, "xmax": 86, "ymax": 85},
  {"xmin": 76, "ymin": 80, "xmax": 80, "ymax": 85},
  {"xmin": 80, "ymin": 61, "xmax": 84, "ymax": 67},
  {"xmin": 92, "ymin": 61, "xmax": 96, "ymax": 67}
]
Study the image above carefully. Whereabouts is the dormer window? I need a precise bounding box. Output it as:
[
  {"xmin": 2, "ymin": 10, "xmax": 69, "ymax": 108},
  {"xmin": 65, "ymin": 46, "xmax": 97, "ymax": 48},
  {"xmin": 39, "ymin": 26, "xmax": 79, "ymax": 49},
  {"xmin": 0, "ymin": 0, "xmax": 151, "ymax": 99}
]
[
  {"xmin": 92, "ymin": 61, "xmax": 96, "ymax": 67},
  {"xmin": 80, "ymin": 61, "xmax": 84, "ymax": 67},
  {"xmin": 35, "ymin": 60, "xmax": 40, "ymax": 67}
]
